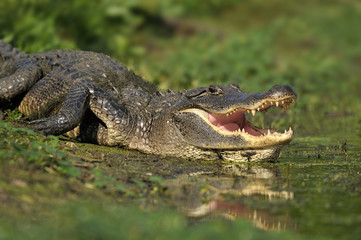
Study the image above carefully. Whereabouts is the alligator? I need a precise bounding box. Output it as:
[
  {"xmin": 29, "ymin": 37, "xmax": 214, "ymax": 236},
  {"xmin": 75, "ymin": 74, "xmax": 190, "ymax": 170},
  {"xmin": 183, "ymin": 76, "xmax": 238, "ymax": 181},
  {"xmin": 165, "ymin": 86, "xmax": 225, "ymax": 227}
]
[{"xmin": 0, "ymin": 40, "xmax": 297, "ymax": 162}]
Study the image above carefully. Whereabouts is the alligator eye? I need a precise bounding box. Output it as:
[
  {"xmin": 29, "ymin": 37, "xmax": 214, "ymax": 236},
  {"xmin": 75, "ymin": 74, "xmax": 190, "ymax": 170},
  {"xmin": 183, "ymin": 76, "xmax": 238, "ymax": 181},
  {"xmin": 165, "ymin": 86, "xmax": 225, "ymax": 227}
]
[
  {"xmin": 185, "ymin": 85, "xmax": 224, "ymax": 99},
  {"xmin": 208, "ymin": 85, "xmax": 223, "ymax": 95}
]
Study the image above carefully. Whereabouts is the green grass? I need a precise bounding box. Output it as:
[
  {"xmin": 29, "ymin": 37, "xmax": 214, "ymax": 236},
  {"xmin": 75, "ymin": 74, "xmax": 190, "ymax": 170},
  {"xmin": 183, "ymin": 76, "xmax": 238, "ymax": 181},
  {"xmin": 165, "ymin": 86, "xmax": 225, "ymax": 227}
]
[
  {"xmin": 2, "ymin": 0, "xmax": 359, "ymax": 112},
  {"xmin": 0, "ymin": 121, "xmax": 77, "ymax": 175}
]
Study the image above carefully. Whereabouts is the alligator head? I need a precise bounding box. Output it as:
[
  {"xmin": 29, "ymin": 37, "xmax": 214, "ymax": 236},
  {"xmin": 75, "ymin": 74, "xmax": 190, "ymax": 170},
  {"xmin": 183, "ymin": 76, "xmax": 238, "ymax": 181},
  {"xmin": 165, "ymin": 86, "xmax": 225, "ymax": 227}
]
[{"xmin": 142, "ymin": 83, "xmax": 297, "ymax": 162}]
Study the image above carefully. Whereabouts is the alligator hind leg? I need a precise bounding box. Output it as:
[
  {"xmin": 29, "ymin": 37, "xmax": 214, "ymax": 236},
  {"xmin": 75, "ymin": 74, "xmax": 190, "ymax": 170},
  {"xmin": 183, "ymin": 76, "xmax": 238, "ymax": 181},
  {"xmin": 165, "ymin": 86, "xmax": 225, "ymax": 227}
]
[
  {"xmin": 28, "ymin": 80, "xmax": 132, "ymax": 146},
  {"xmin": 28, "ymin": 80, "xmax": 91, "ymax": 135}
]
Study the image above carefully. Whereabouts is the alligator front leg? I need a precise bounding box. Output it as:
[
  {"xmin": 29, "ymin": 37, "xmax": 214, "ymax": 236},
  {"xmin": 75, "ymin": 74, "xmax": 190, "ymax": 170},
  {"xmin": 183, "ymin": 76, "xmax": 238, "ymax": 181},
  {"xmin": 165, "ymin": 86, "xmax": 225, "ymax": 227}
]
[{"xmin": 87, "ymin": 84, "xmax": 135, "ymax": 146}]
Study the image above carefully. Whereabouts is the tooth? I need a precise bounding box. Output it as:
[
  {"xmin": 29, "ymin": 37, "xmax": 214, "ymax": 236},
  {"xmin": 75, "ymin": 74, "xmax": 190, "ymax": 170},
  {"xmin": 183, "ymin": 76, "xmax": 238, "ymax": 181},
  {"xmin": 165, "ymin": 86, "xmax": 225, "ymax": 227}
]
[
  {"xmin": 270, "ymin": 102, "xmax": 273, "ymax": 105},
  {"xmin": 262, "ymin": 104, "xmax": 265, "ymax": 108},
  {"xmin": 226, "ymin": 113, "xmax": 229, "ymax": 116},
  {"xmin": 289, "ymin": 127, "xmax": 292, "ymax": 132},
  {"xmin": 276, "ymin": 101, "xmax": 279, "ymax": 107},
  {"xmin": 282, "ymin": 100, "xmax": 285, "ymax": 105},
  {"xmin": 284, "ymin": 129, "xmax": 287, "ymax": 134},
  {"xmin": 268, "ymin": 130, "xmax": 271, "ymax": 135},
  {"xmin": 251, "ymin": 110, "xmax": 256, "ymax": 116},
  {"xmin": 257, "ymin": 107, "xmax": 260, "ymax": 111},
  {"xmin": 242, "ymin": 128, "xmax": 245, "ymax": 133},
  {"xmin": 247, "ymin": 110, "xmax": 250, "ymax": 113}
]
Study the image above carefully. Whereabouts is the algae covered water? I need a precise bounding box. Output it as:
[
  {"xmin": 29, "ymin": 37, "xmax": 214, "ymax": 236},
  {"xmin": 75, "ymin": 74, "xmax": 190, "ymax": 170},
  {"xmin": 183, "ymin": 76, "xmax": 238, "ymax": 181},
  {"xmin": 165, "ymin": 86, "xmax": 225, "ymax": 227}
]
[
  {"xmin": 159, "ymin": 111, "xmax": 361, "ymax": 239},
  {"xmin": 1, "ymin": 111, "xmax": 360, "ymax": 240},
  {"xmin": 279, "ymin": 114, "xmax": 361, "ymax": 239}
]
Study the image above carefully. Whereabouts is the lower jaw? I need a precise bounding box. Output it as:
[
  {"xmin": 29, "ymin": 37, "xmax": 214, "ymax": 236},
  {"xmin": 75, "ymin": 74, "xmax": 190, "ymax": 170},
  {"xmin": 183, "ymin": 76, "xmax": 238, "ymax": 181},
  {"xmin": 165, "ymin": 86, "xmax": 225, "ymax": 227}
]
[{"xmin": 217, "ymin": 145, "xmax": 283, "ymax": 162}]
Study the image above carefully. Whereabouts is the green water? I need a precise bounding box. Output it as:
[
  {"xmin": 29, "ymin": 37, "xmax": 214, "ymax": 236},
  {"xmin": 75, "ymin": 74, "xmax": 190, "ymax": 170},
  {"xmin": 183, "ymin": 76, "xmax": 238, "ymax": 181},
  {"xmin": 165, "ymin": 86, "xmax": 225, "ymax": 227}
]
[
  {"xmin": 142, "ymin": 111, "xmax": 360, "ymax": 239},
  {"xmin": 281, "ymin": 115, "xmax": 361, "ymax": 238},
  {"xmin": 1, "ymin": 111, "xmax": 360, "ymax": 240}
]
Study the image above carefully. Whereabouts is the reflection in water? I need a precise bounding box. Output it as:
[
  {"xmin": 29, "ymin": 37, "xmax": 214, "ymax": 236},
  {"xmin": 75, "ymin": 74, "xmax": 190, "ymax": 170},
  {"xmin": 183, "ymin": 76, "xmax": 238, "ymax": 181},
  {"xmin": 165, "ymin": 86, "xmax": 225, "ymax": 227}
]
[{"xmin": 164, "ymin": 164, "xmax": 295, "ymax": 231}]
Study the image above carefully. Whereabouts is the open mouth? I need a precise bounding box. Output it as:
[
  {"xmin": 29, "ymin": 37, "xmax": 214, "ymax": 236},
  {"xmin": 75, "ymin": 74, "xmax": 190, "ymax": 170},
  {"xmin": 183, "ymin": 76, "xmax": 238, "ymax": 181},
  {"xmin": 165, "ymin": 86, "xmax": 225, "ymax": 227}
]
[
  {"xmin": 209, "ymin": 97, "xmax": 295, "ymax": 136},
  {"xmin": 180, "ymin": 95, "xmax": 296, "ymax": 145},
  {"xmin": 208, "ymin": 109, "xmax": 263, "ymax": 136}
]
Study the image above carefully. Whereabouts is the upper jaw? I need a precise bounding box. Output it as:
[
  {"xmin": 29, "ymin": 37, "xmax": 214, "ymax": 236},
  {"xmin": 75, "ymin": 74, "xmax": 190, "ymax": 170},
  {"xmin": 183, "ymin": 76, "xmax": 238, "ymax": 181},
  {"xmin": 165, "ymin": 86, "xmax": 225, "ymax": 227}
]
[
  {"xmin": 180, "ymin": 84, "xmax": 297, "ymax": 113},
  {"xmin": 204, "ymin": 94, "xmax": 296, "ymax": 116}
]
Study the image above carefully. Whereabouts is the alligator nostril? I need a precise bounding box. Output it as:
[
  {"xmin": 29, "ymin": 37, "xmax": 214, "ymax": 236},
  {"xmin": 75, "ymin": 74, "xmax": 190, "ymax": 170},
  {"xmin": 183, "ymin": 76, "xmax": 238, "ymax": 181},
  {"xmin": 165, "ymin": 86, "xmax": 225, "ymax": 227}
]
[{"xmin": 268, "ymin": 84, "xmax": 297, "ymax": 99}]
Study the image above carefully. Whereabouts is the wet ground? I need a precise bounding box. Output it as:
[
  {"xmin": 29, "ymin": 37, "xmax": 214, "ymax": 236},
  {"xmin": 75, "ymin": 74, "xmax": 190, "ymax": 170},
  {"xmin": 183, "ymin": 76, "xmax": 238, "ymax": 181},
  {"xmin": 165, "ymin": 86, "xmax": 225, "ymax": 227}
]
[
  {"xmin": 164, "ymin": 112, "xmax": 361, "ymax": 239},
  {"xmin": 0, "ymin": 110, "xmax": 360, "ymax": 240},
  {"xmin": 68, "ymin": 112, "xmax": 361, "ymax": 238}
]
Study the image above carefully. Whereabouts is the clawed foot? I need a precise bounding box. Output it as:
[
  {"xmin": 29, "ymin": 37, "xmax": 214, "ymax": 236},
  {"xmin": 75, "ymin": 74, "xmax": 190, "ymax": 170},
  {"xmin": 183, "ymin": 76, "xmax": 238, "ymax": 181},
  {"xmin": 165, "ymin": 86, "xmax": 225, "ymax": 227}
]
[
  {"xmin": 26, "ymin": 114, "xmax": 71, "ymax": 135},
  {"xmin": 27, "ymin": 118, "xmax": 52, "ymax": 135}
]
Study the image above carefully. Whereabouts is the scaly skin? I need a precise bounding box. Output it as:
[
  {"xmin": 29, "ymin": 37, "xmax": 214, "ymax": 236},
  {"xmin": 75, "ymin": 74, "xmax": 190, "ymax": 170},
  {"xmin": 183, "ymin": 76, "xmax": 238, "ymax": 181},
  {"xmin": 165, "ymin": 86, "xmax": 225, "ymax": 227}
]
[{"xmin": 0, "ymin": 40, "xmax": 297, "ymax": 162}]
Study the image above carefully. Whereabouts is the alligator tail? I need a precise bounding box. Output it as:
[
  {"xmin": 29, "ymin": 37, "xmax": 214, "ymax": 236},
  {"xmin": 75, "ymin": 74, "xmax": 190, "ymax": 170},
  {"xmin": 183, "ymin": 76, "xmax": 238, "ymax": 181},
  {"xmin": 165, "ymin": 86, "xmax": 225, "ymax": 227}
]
[
  {"xmin": 0, "ymin": 40, "xmax": 27, "ymax": 60},
  {"xmin": 0, "ymin": 40, "xmax": 42, "ymax": 101}
]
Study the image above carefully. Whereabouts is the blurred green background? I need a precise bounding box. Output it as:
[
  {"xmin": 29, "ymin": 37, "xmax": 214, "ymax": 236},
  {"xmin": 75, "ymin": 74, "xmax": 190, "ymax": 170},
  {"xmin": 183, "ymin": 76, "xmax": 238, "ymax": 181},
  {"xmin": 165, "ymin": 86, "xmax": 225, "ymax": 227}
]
[{"xmin": 1, "ymin": 0, "xmax": 360, "ymax": 118}]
